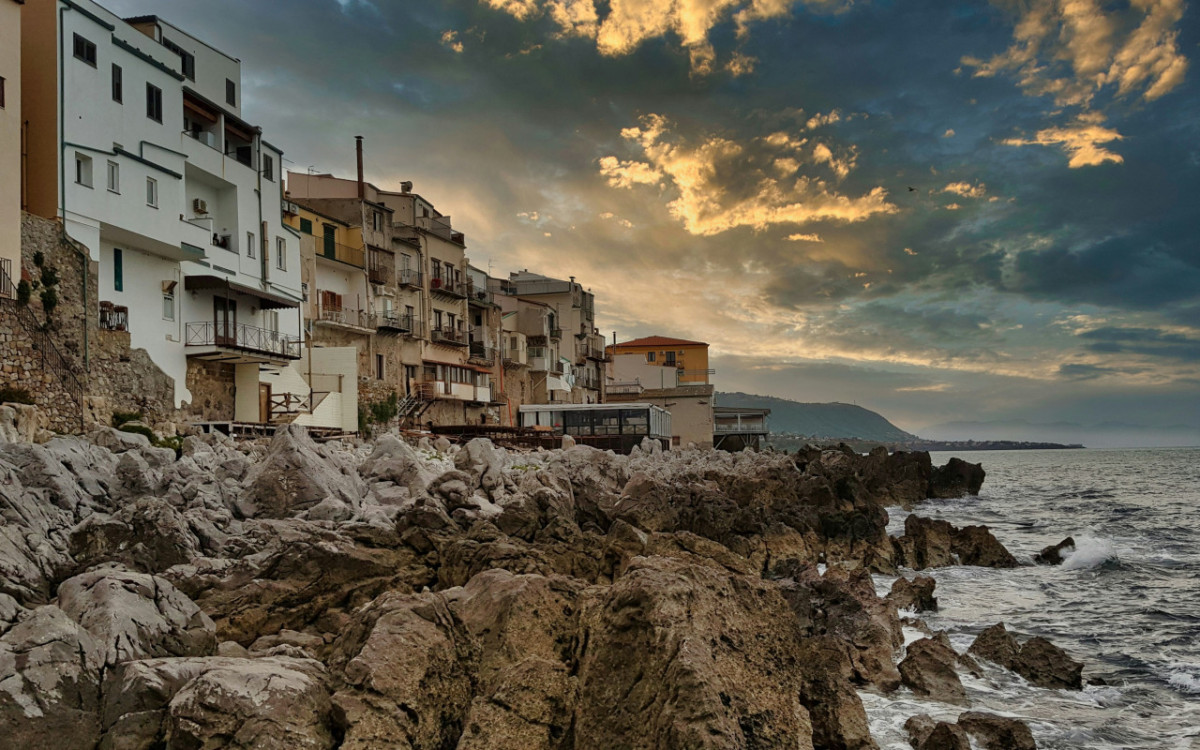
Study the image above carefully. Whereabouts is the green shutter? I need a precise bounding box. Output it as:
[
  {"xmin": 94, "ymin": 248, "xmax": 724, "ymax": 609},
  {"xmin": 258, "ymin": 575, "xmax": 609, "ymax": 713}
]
[
  {"xmin": 299, "ymin": 218, "xmax": 312, "ymax": 234},
  {"xmin": 113, "ymin": 248, "xmax": 123, "ymax": 292}
]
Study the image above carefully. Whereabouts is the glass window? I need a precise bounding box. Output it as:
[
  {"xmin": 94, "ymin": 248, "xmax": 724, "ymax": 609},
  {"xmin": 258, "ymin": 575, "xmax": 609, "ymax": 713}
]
[
  {"xmin": 647, "ymin": 351, "xmax": 656, "ymax": 363},
  {"xmin": 75, "ymin": 153, "xmax": 93, "ymax": 187},
  {"xmin": 262, "ymin": 154, "xmax": 274, "ymax": 181},
  {"xmin": 0, "ymin": 76, "xmax": 5, "ymax": 109},
  {"xmin": 162, "ymin": 291, "xmax": 175, "ymax": 320},
  {"xmin": 275, "ymin": 237, "xmax": 286, "ymax": 270},
  {"xmin": 145, "ymin": 177, "xmax": 158, "ymax": 207},
  {"xmin": 621, "ymin": 409, "xmax": 649, "ymax": 435},
  {"xmin": 226, "ymin": 79, "xmax": 236, "ymax": 106},
  {"xmin": 146, "ymin": 84, "xmax": 162, "ymax": 123},
  {"xmin": 246, "ymin": 232, "xmax": 256, "ymax": 258},
  {"xmin": 299, "ymin": 217, "xmax": 313, "ymax": 234},
  {"xmin": 111, "ymin": 65, "xmax": 122, "ymax": 103},
  {"xmin": 106, "ymin": 161, "xmax": 119, "ymax": 193},
  {"xmin": 73, "ymin": 34, "xmax": 97, "ymax": 67},
  {"xmin": 113, "ymin": 248, "xmax": 123, "ymax": 292},
  {"xmin": 596, "ymin": 410, "xmax": 621, "ymax": 435}
]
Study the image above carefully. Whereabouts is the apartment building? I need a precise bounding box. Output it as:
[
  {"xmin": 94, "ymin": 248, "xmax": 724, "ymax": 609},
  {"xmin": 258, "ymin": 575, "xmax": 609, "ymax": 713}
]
[
  {"xmin": 21, "ymin": 1, "xmax": 303, "ymax": 422},
  {"xmin": 287, "ymin": 169, "xmax": 501, "ymax": 425},
  {"xmin": 1, "ymin": 0, "xmax": 21, "ymax": 289},
  {"xmin": 606, "ymin": 335, "xmax": 716, "ymax": 448}
]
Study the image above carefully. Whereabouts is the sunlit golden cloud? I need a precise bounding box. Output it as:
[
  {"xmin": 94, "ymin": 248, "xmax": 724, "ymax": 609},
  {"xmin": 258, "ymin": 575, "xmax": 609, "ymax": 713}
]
[
  {"xmin": 1003, "ymin": 113, "xmax": 1125, "ymax": 168},
  {"xmin": 942, "ymin": 181, "xmax": 986, "ymax": 198}
]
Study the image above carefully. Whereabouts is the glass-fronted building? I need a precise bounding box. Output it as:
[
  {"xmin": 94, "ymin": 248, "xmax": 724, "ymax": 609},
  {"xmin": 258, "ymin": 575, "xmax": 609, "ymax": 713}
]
[{"xmin": 518, "ymin": 403, "xmax": 671, "ymax": 453}]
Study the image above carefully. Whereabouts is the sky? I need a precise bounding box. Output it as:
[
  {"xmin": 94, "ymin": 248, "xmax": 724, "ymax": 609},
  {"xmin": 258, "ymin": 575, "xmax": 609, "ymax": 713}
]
[{"xmin": 105, "ymin": 0, "xmax": 1200, "ymax": 440}]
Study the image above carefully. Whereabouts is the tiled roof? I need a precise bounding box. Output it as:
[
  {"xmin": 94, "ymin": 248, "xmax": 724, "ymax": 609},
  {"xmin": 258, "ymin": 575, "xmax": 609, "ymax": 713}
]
[{"xmin": 614, "ymin": 335, "xmax": 708, "ymax": 348}]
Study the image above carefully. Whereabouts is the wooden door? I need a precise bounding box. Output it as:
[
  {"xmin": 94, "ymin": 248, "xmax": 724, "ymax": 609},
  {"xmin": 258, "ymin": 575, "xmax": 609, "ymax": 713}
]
[{"xmin": 259, "ymin": 383, "xmax": 271, "ymax": 423}]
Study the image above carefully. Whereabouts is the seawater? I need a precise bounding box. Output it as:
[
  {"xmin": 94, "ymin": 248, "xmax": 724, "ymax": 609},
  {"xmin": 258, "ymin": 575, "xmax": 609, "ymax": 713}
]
[{"xmin": 862, "ymin": 447, "xmax": 1200, "ymax": 750}]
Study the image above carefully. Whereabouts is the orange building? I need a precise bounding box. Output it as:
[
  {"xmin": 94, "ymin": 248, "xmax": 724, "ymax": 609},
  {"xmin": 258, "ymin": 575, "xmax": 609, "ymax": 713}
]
[{"xmin": 607, "ymin": 336, "xmax": 711, "ymax": 384}]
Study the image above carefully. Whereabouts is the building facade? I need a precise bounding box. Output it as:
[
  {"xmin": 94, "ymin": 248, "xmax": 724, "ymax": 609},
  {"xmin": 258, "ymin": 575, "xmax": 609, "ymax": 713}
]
[
  {"xmin": 1, "ymin": 0, "xmax": 21, "ymax": 288},
  {"xmin": 606, "ymin": 335, "xmax": 716, "ymax": 448},
  {"xmin": 21, "ymin": 1, "xmax": 302, "ymax": 423}
]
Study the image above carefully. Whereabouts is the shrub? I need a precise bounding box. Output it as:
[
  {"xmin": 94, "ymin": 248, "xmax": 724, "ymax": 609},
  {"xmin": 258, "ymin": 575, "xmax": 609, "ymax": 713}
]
[
  {"xmin": 118, "ymin": 423, "xmax": 156, "ymax": 442},
  {"xmin": 0, "ymin": 386, "xmax": 35, "ymax": 405},
  {"xmin": 111, "ymin": 410, "xmax": 144, "ymax": 427},
  {"xmin": 369, "ymin": 391, "xmax": 400, "ymax": 425},
  {"xmin": 32, "ymin": 251, "xmax": 45, "ymax": 268},
  {"xmin": 15, "ymin": 280, "xmax": 31, "ymax": 306}
]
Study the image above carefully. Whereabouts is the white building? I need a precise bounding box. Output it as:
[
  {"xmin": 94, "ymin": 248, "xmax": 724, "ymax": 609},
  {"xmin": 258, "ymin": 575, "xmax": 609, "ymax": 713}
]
[{"xmin": 22, "ymin": 1, "xmax": 303, "ymax": 422}]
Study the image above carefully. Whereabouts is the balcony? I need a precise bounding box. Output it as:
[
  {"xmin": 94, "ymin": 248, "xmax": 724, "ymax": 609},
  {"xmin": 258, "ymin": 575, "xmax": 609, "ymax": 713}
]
[
  {"xmin": 316, "ymin": 307, "xmax": 376, "ymax": 333},
  {"xmin": 429, "ymin": 277, "xmax": 468, "ymax": 299},
  {"xmin": 549, "ymin": 328, "xmax": 563, "ymax": 340},
  {"xmin": 314, "ymin": 238, "xmax": 366, "ymax": 268},
  {"xmin": 468, "ymin": 283, "xmax": 493, "ymax": 306},
  {"xmin": 185, "ymin": 321, "xmax": 301, "ymax": 362},
  {"xmin": 398, "ymin": 269, "xmax": 423, "ymax": 289},
  {"xmin": 99, "ymin": 302, "xmax": 129, "ymax": 332},
  {"xmin": 607, "ymin": 381, "xmax": 645, "ymax": 395},
  {"xmin": 576, "ymin": 341, "xmax": 609, "ymax": 362},
  {"xmin": 368, "ymin": 265, "xmax": 390, "ymax": 285},
  {"xmin": 430, "ymin": 326, "xmax": 469, "ymax": 347},
  {"xmin": 377, "ymin": 312, "xmax": 420, "ymax": 335},
  {"xmin": 469, "ymin": 342, "xmax": 496, "ymax": 366}
]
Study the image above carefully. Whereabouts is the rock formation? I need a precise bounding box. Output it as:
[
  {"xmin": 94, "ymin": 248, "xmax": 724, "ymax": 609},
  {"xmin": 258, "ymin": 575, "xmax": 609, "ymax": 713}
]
[
  {"xmin": 0, "ymin": 424, "xmax": 1027, "ymax": 749},
  {"xmin": 968, "ymin": 622, "xmax": 1083, "ymax": 689}
]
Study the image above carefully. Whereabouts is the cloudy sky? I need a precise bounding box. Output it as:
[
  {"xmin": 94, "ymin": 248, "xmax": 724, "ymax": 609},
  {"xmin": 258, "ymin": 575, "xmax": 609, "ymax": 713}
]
[{"xmin": 108, "ymin": 0, "xmax": 1199, "ymax": 439}]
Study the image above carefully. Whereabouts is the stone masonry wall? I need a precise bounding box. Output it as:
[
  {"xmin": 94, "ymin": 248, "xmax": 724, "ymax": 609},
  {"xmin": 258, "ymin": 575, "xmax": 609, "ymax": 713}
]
[{"xmin": 185, "ymin": 360, "xmax": 236, "ymax": 422}]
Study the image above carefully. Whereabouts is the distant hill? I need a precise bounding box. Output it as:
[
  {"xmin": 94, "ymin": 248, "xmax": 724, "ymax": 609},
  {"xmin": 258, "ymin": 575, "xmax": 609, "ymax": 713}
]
[
  {"xmin": 922, "ymin": 419, "xmax": 1200, "ymax": 448},
  {"xmin": 716, "ymin": 392, "xmax": 917, "ymax": 443}
]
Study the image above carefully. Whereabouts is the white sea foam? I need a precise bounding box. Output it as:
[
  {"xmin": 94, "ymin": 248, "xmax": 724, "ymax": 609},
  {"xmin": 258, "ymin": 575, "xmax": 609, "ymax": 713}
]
[
  {"xmin": 1060, "ymin": 534, "xmax": 1119, "ymax": 570},
  {"xmin": 1167, "ymin": 666, "xmax": 1200, "ymax": 694}
]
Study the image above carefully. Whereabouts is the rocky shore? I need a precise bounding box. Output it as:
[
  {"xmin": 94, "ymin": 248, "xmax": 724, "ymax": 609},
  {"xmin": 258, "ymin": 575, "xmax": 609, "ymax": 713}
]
[{"xmin": 0, "ymin": 424, "xmax": 1084, "ymax": 749}]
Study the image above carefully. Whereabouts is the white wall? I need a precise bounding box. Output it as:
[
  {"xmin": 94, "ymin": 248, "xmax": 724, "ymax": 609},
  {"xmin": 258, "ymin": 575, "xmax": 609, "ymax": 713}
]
[
  {"xmin": 610, "ymin": 354, "xmax": 678, "ymax": 388},
  {"xmin": 0, "ymin": 0, "xmax": 22, "ymax": 275}
]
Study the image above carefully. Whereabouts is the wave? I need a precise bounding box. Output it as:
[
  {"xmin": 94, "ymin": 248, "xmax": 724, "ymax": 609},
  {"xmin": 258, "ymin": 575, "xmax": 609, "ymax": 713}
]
[
  {"xmin": 1167, "ymin": 666, "xmax": 1200, "ymax": 695},
  {"xmin": 1060, "ymin": 534, "xmax": 1120, "ymax": 570}
]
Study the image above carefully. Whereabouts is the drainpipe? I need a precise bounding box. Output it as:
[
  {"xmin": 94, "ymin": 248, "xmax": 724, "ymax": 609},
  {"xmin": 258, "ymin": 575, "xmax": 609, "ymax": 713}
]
[
  {"xmin": 355, "ymin": 136, "xmax": 364, "ymax": 200},
  {"xmin": 58, "ymin": 4, "xmax": 90, "ymax": 372}
]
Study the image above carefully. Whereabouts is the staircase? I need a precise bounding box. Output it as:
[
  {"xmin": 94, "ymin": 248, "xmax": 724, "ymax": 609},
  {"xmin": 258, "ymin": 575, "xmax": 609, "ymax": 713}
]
[
  {"xmin": 397, "ymin": 383, "xmax": 437, "ymax": 427},
  {"xmin": 0, "ymin": 261, "xmax": 86, "ymax": 431}
]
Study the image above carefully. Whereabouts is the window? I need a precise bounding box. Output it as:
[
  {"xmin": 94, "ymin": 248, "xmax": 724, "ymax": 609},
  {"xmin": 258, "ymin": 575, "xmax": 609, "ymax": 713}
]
[
  {"xmin": 262, "ymin": 154, "xmax": 274, "ymax": 181},
  {"xmin": 146, "ymin": 177, "xmax": 158, "ymax": 207},
  {"xmin": 665, "ymin": 351, "xmax": 676, "ymax": 367},
  {"xmin": 265, "ymin": 310, "xmax": 279, "ymax": 333},
  {"xmin": 73, "ymin": 34, "xmax": 97, "ymax": 67},
  {"xmin": 146, "ymin": 84, "xmax": 162, "ymax": 123},
  {"xmin": 246, "ymin": 232, "xmax": 256, "ymax": 258},
  {"xmin": 162, "ymin": 288, "xmax": 175, "ymax": 320},
  {"xmin": 276, "ymin": 237, "xmax": 286, "ymax": 270},
  {"xmin": 75, "ymin": 153, "xmax": 93, "ymax": 188},
  {"xmin": 226, "ymin": 79, "xmax": 236, "ymax": 106},
  {"xmin": 111, "ymin": 65, "xmax": 122, "ymax": 103},
  {"xmin": 299, "ymin": 217, "xmax": 312, "ymax": 234},
  {"xmin": 113, "ymin": 248, "xmax": 124, "ymax": 292},
  {"xmin": 0, "ymin": 76, "xmax": 6, "ymax": 109},
  {"xmin": 433, "ymin": 310, "xmax": 443, "ymax": 329},
  {"xmin": 376, "ymin": 354, "xmax": 385, "ymax": 380},
  {"xmin": 161, "ymin": 38, "xmax": 195, "ymax": 80},
  {"xmin": 372, "ymin": 211, "xmax": 381, "ymax": 231},
  {"xmin": 106, "ymin": 161, "xmax": 119, "ymax": 193},
  {"xmin": 646, "ymin": 351, "xmax": 655, "ymax": 363}
]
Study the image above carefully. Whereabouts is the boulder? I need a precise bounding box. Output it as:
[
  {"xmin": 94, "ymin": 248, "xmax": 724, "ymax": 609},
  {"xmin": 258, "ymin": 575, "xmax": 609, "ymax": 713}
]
[
  {"xmin": 895, "ymin": 516, "xmax": 1018, "ymax": 570},
  {"xmin": 956, "ymin": 711, "xmax": 1037, "ymax": 750},
  {"xmin": 953, "ymin": 525, "xmax": 1019, "ymax": 568},
  {"xmin": 922, "ymin": 721, "xmax": 971, "ymax": 750},
  {"xmin": 887, "ymin": 575, "xmax": 938, "ymax": 612},
  {"xmin": 1033, "ymin": 537, "xmax": 1075, "ymax": 565},
  {"xmin": 99, "ymin": 656, "xmax": 336, "ymax": 750},
  {"xmin": 903, "ymin": 714, "xmax": 936, "ymax": 747},
  {"xmin": 967, "ymin": 623, "xmax": 1020, "ymax": 668},
  {"xmin": 238, "ymin": 425, "xmax": 363, "ymax": 518},
  {"xmin": 56, "ymin": 569, "xmax": 216, "ymax": 669},
  {"xmin": 0, "ymin": 604, "xmax": 103, "ymax": 748},
  {"xmin": 69, "ymin": 497, "xmax": 201, "ymax": 574},
  {"xmin": 929, "ymin": 457, "xmax": 985, "ymax": 498},
  {"xmin": 798, "ymin": 636, "xmax": 876, "ymax": 750},
  {"xmin": 898, "ymin": 636, "xmax": 967, "ymax": 705},
  {"xmin": 456, "ymin": 657, "xmax": 577, "ymax": 750},
  {"xmin": 1012, "ymin": 636, "xmax": 1083, "ymax": 690}
]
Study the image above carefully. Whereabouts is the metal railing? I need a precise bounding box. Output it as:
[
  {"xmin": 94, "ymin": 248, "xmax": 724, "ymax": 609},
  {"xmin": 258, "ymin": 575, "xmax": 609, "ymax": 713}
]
[
  {"xmin": 398, "ymin": 268, "xmax": 422, "ymax": 288},
  {"xmin": 468, "ymin": 283, "xmax": 493, "ymax": 305},
  {"xmin": 368, "ymin": 265, "xmax": 390, "ymax": 285},
  {"xmin": 429, "ymin": 277, "xmax": 468, "ymax": 297},
  {"xmin": 185, "ymin": 321, "xmax": 301, "ymax": 359},
  {"xmin": 0, "ymin": 259, "xmax": 11, "ymax": 300},
  {"xmin": 606, "ymin": 381, "xmax": 645, "ymax": 395},
  {"xmin": 469, "ymin": 342, "xmax": 495, "ymax": 364},
  {"xmin": 377, "ymin": 312, "xmax": 420, "ymax": 334},
  {"xmin": 430, "ymin": 326, "xmax": 469, "ymax": 346},
  {"xmin": 315, "ymin": 238, "xmax": 365, "ymax": 268},
  {"xmin": 549, "ymin": 328, "xmax": 563, "ymax": 340},
  {"xmin": 576, "ymin": 343, "xmax": 607, "ymax": 361},
  {"xmin": 715, "ymin": 421, "xmax": 769, "ymax": 434}
]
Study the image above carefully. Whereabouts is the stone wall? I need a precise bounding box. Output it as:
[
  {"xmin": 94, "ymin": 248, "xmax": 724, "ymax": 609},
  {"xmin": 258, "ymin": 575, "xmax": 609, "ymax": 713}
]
[
  {"xmin": 0, "ymin": 306, "xmax": 82, "ymax": 433},
  {"xmin": 185, "ymin": 360, "xmax": 236, "ymax": 422}
]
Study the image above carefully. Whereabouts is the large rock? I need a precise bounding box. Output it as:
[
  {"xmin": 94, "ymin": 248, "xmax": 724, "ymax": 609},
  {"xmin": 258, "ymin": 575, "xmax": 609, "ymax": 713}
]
[
  {"xmin": 887, "ymin": 575, "xmax": 938, "ymax": 612},
  {"xmin": 967, "ymin": 623, "xmax": 1020, "ymax": 668},
  {"xmin": 238, "ymin": 425, "xmax": 363, "ymax": 518},
  {"xmin": 797, "ymin": 635, "xmax": 877, "ymax": 750},
  {"xmin": 57, "ymin": 569, "xmax": 216, "ymax": 668},
  {"xmin": 895, "ymin": 516, "xmax": 1018, "ymax": 570},
  {"xmin": 1033, "ymin": 537, "xmax": 1075, "ymax": 565},
  {"xmin": 456, "ymin": 657, "xmax": 576, "ymax": 750},
  {"xmin": 574, "ymin": 556, "xmax": 817, "ymax": 749},
  {"xmin": 929, "ymin": 457, "xmax": 985, "ymax": 498},
  {"xmin": 99, "ymin": 656, "xmax": 336, "ymax": 750},
  {"xmin": 1012, "ymin": 636, "xmax": 1083, "ymax": 690},
  {"xmin": 956, "ymin": 711, "xmax": 1037, "ymax": 749},
  {"xmin": 898, "ymin": 636, "xmax": 968, "ymax": 705},
  {"xmin": 0, "ymin": 603, "xmax": 103, "ymax": 748},
  {"xmin": 69, "ymin": 497, "xmax": 201, "ymax": 574}
]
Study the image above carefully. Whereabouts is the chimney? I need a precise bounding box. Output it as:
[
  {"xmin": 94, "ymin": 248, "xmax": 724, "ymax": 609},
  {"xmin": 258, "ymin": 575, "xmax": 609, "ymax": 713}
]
[{"xmin": 355, "ymin": 136, "xmax": 364, "ymax": 200}]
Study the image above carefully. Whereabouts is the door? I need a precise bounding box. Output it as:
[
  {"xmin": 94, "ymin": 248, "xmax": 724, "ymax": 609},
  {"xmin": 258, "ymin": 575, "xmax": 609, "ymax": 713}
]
[
  {"xmin": 322, "ymin": 224, "xmax": 336, "ymax": 259},
  {"xmin": 214, "ymin": 297, "xmax": 237, "ymax": 346},
  {"xmin": 258, "ymin": 383, "xmax": 271, "ymax": 423}
]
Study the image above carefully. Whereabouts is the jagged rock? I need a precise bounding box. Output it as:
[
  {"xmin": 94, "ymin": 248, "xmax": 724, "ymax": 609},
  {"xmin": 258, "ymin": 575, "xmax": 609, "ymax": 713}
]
[
  {"xmin": 57, "ymin": 569, "xmax": 216, "ymax": 668},
  {"xmin": 1012, "ymin": 636, "xmax": 1083, "ymax": 690},
  {"xmin": 968, "ymin": 623, "xmax": 1020, "ymax": 668},
  {"xmin": 895, "ymin": 516, "xmax": 1018, "ymax": 570},
  {"xmin": 798, "ymin": 635, "xmax": 876, "ymax": 750},
  {"xmin": 92, "ymin": 426, "xmax": 152, "ymax": 452},
  {"xmin": 957, "ymin": 711, "xmax": 1037, "ymax": 749},
  {"xmin": 249, "ymin": 629, "xmax": 326, "ymax": 657},
  {"xmin": 904, "ymin": 714, "xmax": 937, "ymax": 747},
  {"xmin": 922, "ymin": 721, "xmax": 971, "ymax": 750},
  {"xmin": 69, "ymin": 497, "xmax": 201, "ymax": 574},
  {"xmin": 238, "ymin": 425, "xmax": 363, "ymax": 518},
  {"xmin": 575, "ymin": 556, "xmax": 817, "ymax": 750},
  {"xmin": 888, "ymin": 575, "xmax": 938, "ymax": 612},
  {"xmin": 899, "ymin": 636, "xmax": 967, "ymax": 705},
  {"xmin": 0, "ymin": 403, "xmax": 51, "ymax": 444},
  {"xmin": 456, "ymin": 657, "xmax": 577, "ymax": 750},
  {"xmin": 99, "ymin": 656, "xmax": 336, "ymax": 750},
  {"xmin": 328, "ymin": 591, "xmax": 476, "ymax": 750},
  {"xmin": 0, "ymin": 603, "xmax": 103, "ymax": 748},
  {"xmin": 1034, "ymin": 537, "xmax": 1075, "ymax": 565},
  {"xmin": 929, "ymin": 457, "xmax": 985, "ymax": 498}
]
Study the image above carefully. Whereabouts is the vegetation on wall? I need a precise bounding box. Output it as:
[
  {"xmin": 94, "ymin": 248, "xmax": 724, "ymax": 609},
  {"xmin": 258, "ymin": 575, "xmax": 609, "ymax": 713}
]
[
  {"xmin": 0, "ymin": 386, "xmax": 35, "ymax": 405},
  {"xmin": 358, "ymin": 391, "xmax": 399, "ymax": 437}
]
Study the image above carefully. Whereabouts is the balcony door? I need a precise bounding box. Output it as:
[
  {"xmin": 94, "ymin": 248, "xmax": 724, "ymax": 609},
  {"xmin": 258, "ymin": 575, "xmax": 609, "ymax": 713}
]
[
  {"xmin": 214, "ymin": 297, "xmax": 237, "ymax": 346},
  {"xmin": 322, "ymin": 224, "xmax": 336, "ymax": 259}
]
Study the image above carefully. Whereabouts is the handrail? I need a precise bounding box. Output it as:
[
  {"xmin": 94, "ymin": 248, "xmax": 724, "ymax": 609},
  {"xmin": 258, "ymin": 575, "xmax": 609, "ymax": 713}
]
[{"xmin": 185, "ymin": 321, "xmax": 301, "ymax": 358}]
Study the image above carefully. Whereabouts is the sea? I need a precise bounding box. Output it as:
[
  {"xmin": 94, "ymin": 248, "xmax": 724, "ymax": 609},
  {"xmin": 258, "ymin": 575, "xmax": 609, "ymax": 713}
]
[{"xmin": 861, "ymin": 447, "xmax": 1200, "ymax": 750}]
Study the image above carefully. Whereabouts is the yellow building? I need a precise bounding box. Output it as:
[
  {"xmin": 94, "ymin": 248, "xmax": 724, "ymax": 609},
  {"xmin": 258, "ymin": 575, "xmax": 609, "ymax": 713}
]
[
  {"xmin": 607, "ymin": 335, "xmax": 711, "ymax": 384},
  {"xmin": 1, "ymin": 0, "xmax": 22, "ymax": 286}
]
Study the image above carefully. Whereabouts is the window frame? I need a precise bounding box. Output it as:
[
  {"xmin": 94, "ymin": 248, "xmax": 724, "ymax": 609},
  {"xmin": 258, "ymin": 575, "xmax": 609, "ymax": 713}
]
[
  {"xmin": 262, "ymin": 154, "xmax": 274, "ymax": 181},
  {"xmin": 73, "ymin": 34, "xmax": 97, "ymax": 67},
  {"xmin": 145, "ymin": 83, "xmax": 163, "ymax": 123},
  {"xmin": 75, "ymin": 153, "xmax": 93, "ymax": 188},
  {"xmin": 275, "ymin": 237, "xmax": 286, "ymax": 270},
  {"xmin": 225, "ymin": 79, "xmax": 236, "ymax": 106},
  {"xmin": 162, "ymin": 289, "xmax": 175, "ymax": 321},
  {"xmin": 113, "ymin": 248, "xmax": 124, "ymax": 292},
  {"xmin": 111, "ymin": 64, "xmax": 122, "ymax": 103},
  {"xmin": 145, "ymin": 177, "xmax": 158, "ymax": 208},
  {"xmin": 0, "ymin": 76, "xmax": 6, "ymax": 109},
  {"xmin": 246, "ymin": 231, "xmax": 256, "ymax": 258},
  {"xmin": 106, "ymin": 160, "xmax": 119, "ymax": 193}
]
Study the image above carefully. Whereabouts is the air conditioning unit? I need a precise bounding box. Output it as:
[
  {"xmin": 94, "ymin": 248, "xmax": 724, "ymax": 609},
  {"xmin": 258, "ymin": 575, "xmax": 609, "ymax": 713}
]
[{"xmin": 193, "ymin": 198, "xmax": 208, "ymax": 215}]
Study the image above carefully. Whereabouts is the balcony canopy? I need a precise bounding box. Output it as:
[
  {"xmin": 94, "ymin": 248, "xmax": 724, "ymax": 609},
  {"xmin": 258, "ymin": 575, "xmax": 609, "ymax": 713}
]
[{"xmin": 184, "ymin": 274, "xmax": 301, "ymax": 310}]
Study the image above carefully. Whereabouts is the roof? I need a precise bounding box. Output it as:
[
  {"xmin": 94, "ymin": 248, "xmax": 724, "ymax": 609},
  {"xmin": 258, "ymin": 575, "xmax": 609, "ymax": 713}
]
[{"xmin": 613, "ymin": 335, "xmax": 708, "ymax": 349}]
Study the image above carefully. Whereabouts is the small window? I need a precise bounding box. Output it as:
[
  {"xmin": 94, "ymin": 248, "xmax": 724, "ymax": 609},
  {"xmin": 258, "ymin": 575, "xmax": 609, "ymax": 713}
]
[
  {"xmin": 111, "ymin": 65, "xmax": 122, "ymax": 103},
  {"xmin": 75, "ymin": 153, "xmax": 93, "ymax": 188},
  {"xmin": 0, "ymin": 76, "xmax": 6, "ymax": 109},
  {"xmin": 299, "ymin": 217, "xmax": 312, "ymax": 234},
  {"xmin": 262, "ymin": 154, "xmax": 274, "ymax": 181},
  {"xmin": 73, "ymin": 34, "xmax": 97, "ymax": 67},
  {"xmin": 646, "ymin": 351, "xmax": 656, "ymax": 363},
  {"xmin": 113, "ymin": 248, "xmax": 124, "ymax": 292},
  {"xmin": 665, "ymin": 351, "xmax": 676, "ymax": 366},
  {"xmin": 265, "ymin": 310, "xmax": 279, "ymax": 333},
  {"xmin": 106, "ymin": 161, "xmax": 119, "ymax": 193},
  {"xmin": 146, "ymin": 84, "xmax": 162, "ymax": 123},
  {"xmin": 372, "ymin": 211, "xmax": 381, "ymax": 231},
  {"xmin": 275, "ymin": 237, "xmax": 286, "ymax": 270},
  {"xmin": 246, "ymin": 232, "xmax": 255, "ymax": 258},
  {"xmin": 146, "ymin": 177, "xmax": 158, "ymax": 207},
  {"xmin": 162, "ymin": 289, "xmax": 175, "ymax": 320},
  {"xmin": 226, "ymin": 79, "xmax": 236, "ymax": 106},
  {"xmin": 376, "ymin": 354, "xmax": 385, "ymax": 380}
]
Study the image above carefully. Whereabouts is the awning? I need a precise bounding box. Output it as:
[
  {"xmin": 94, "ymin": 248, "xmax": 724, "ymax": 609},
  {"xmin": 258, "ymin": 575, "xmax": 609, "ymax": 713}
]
[{"xmin": 184, "ymin": 275, "xmax": 301, "ymax": 309}]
